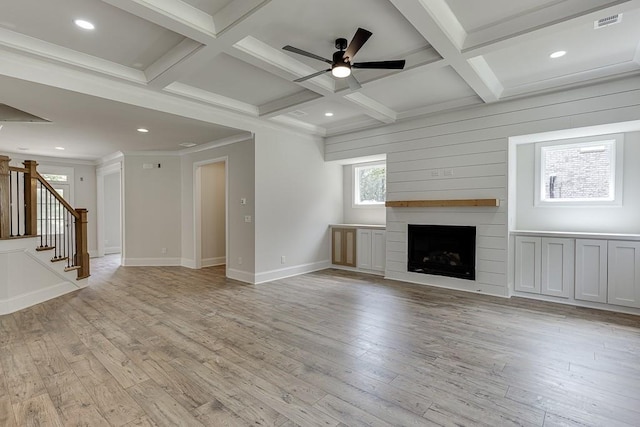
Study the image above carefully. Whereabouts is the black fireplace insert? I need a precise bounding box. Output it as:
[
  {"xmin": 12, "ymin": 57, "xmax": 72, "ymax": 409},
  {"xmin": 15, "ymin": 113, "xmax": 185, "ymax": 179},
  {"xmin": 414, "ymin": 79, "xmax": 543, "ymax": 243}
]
[{"xmin": 407, "ymin": 224, "xmax": 476, "ymax": 280}]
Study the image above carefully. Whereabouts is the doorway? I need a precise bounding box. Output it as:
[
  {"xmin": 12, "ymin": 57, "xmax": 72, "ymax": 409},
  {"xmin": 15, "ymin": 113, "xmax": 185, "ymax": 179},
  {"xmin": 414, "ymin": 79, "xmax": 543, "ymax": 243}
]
[
  {"xmin": 194, "ymin": 158, "xmax": 228, "ymax": 270},
  {"xmin": 97, "ymin": 163, "xmax": 123, "ymax": 264}
]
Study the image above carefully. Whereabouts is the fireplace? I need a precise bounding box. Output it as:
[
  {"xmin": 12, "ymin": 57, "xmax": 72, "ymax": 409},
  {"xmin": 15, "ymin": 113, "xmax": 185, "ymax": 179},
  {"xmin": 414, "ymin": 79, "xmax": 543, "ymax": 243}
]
[{"xmin": 407, "ymin": 224, "xmax": 476, "ymax": 280}]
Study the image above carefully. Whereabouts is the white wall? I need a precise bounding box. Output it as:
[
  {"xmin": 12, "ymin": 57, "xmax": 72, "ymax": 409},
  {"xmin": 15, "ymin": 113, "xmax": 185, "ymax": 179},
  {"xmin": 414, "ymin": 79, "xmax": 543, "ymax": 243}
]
[
  {"xmin": 342, "ymin": 164, "xmax": 386, "ymax": 225},
  {"xmin": 103, "ymin": 171, "xmax": 121, "ymax": 253},
  {"xmin": 515, "ymin": 131, "xmax": 640, "ymax": 234},
  {"xmin": 254, "ymin": 129, "xmax": 343, "ymax": 282},
  {"xmin": 123, "ymin": 155, "xmax": 182, "ymax": 265},
  {"xmin": 326, "ymin": 75, "xmax": 640, "ymax": 297},
  {"xmin": 181, "ymin": 138, "xmax": 255, "ymax": 279},
  {"xmin": 201, "ymin": 161, "xmax": 226, "ymax": 265}
]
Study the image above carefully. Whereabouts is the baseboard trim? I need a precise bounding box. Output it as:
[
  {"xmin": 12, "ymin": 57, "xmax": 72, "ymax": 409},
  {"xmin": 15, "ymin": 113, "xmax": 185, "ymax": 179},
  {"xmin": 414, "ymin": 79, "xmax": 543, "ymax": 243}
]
[
  {"xmin": 0, "ymin": 281, "xmax": 79, "ymax": 315},
  {"xmin": 122, "ymin": 257, "xmax": 181, "ymax": 266},
  {"xmin": 104, "ymin": 247, "xmax": 121, "ymax": 255},
  {"xmin": 227, "ymin": 268, "xmax": 255, "ymax": 284},
  {"xmin": 202, "ymin": 257, "xmax": 226, "ymax": 268},
  {"xmin": 254, "ymin": 260, "xmax": 330, "ymax": 284}
]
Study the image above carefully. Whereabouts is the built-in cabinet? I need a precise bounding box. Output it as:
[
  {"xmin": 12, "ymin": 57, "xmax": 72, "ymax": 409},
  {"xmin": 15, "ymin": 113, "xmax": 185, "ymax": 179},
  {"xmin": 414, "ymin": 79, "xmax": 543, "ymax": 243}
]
[
  {"xmin": 357, "ymin": 229, "xmax": 386, "ymax": 272},
  {"xmin": 575, "ymin": 239, "xmax": 608, "ymax": 303},
  {"xmin": 514, "ymin": 236, "xmax": 573, "ymax": 298},
  {"xmin": 514, "ymin": 233, "xmax": 640, "ymax": 310},
  {"xmin": 331, "ymin": 225, "xmax": 385, "ymax": 274},
  {"xmin": 607, "ymin": 241, "xmax": 640, "ymax": 308},
  {"xmin": 331, "ymin": 227, "xmax": 357, "ymax": 267}
]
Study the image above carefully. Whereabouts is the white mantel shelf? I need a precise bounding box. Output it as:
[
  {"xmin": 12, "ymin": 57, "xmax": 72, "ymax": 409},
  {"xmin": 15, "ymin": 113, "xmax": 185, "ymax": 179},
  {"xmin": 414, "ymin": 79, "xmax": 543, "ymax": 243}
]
[
  {"xmin": 385, "ymin": 199, "xmax": 500, "ymax": 208},
  {"xmin": 512, "ymin": 230, "xmax": 640, "ymax": 241}
]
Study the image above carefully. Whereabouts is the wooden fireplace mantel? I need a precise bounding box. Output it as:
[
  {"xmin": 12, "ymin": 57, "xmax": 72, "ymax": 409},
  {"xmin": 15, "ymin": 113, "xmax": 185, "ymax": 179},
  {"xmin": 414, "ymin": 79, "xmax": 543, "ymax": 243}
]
[{"xmin": 385, "ymin": 199, "xmax": 500, "ymax": 208}]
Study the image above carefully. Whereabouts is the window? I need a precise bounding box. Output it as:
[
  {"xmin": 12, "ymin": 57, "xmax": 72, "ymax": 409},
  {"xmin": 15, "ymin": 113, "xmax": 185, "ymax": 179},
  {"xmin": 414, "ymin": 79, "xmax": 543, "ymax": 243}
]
[
  {"xmin": 534, "ymin": 134, "xmax": 623, "ymax": 206},
  {"xmin": 354, "ymin": 162, "xmax": 386, "ymax": 206}
]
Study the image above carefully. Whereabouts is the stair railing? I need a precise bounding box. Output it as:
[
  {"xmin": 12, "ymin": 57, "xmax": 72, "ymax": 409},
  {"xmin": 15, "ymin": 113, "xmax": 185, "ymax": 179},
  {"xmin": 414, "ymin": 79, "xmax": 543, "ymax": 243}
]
[{"xmin": 0, "ymin": 156, "xmax": 89, "ymax": 279}]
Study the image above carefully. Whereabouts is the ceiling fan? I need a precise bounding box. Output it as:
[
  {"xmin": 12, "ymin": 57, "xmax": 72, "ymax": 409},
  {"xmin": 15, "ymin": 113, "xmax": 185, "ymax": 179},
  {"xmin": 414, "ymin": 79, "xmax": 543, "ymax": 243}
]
[{"xmin": 282, "ymin": 28, "xmax": 405, "ymax": 90}]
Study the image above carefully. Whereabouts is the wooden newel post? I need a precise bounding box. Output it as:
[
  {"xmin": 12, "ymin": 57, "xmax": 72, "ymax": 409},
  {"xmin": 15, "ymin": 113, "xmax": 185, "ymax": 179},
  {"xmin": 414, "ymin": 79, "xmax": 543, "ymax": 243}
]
[
  {"xmin": 0, "ymin": 156, "xmax": 10, "ymax": 239},
  {"xmin": 75, "ymin": 208, "xmax": 90, "ymax": 279},
  {"xmin": 23, "ymin": 160, "xmax": 39, "ymax": 236}
]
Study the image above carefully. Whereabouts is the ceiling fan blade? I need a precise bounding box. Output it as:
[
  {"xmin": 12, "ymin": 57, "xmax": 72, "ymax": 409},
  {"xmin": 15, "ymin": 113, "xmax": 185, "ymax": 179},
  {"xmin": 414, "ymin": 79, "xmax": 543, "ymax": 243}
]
[
  {"xmin": 294, "ymin": 69, "xmax": 331, "ymax": 82},
  {"xmin": 343, "ymin": 28, "xmax": 372, "ymax": 62},
  {"xmin": 346, "ymin": 74, "xmax": 361, "ymax": 90},
  {"xmin": 283, "ymin": 46, "xmax": 332, "ymax": 64},
  {"xmin": 353, "ymin": 60, "xmax": 406, "ymax": 69}
]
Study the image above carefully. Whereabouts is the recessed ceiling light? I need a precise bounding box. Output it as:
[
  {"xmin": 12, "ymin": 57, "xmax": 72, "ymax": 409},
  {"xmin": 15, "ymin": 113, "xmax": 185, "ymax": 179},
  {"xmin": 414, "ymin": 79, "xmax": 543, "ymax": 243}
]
[
  {"xmin": 137, "ymin": 128, "xmax": 149, "ymax": 133},
  {"xmin": 74, "ymin": 19, "xmax": 95, "ymax": 30},
  {"xmin": 324, "ymin": 112, "xmax": 334, "ymax": 117},
  {"xmin": 55, "ymin": 146, "xmax": 65, "ymax": 150},
  {"xmin": 550, "ymin": 50, "xmax": 566, "ymax": 59}
]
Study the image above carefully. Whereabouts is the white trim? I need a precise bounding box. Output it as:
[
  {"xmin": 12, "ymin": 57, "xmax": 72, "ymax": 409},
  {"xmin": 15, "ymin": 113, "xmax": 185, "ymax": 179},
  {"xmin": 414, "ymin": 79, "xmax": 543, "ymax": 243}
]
[
  {"xmin": 181, "ymin": 258, "xmax": 197, "ymax": 269},
  {"xmin": 202, "ymin": 257, "xmax": 226, "ymax": 267},
  {"xmin": 96, "ymin": 162, "xmax": 123, "ymax": 260},
  {"xmin": 104, "ymin": 247, "xmax": 121, "ymax": 255},
  {"xmin": 0, "ymin": 281, "xmax": 80, "ymax": 315},
  {"xmin": 226, "ymin": 268, "xmax": 255, "ymax": 284},
  {"xmin": 179, "ymin": 133, "xmax": 253, "ymax": 155},
  {"xmin": 24, "ymin": 250, "xmax": 81, "ymax": 285},
  {"xmin": 512, "ymin": 290, "xmax": 640, "ymax": 316},
  {"xmin": 353, "ymin": 161, "xmax": 387, "ymax": 208},
  {"xmin": 122, "ymin": 257, "xmax": 181, "ymax": 266},
  {"xmin": 534, "ymin": 134, "xmax": 624, "ymax": 207},
  {"xmin": 254, "ymin": 260, "xmax": 331, "ymax": 284}
]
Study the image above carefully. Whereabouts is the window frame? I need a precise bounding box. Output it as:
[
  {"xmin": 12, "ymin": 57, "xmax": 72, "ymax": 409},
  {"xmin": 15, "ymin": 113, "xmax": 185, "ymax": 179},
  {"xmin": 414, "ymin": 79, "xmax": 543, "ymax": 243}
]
[
  {"xmin": 352, "ymin": 161, "xmax": 386, "ymax": 208},
  {"xmin": 534, "ymin": 134, "xmax": 623, "ymax": 207}
]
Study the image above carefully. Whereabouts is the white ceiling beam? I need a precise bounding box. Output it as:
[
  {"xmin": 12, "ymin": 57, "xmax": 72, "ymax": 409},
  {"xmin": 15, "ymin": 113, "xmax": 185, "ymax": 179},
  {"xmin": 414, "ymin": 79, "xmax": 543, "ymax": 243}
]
[
  {"xmin": 163, "ymin": 82, "xmax": 259, "ymax": 116},
  {"xmin": 343, "ymin": 93, "xmax": 397, "ymax": 124},
  {"xmin": 397, "ymin": 95, "xmax": 482, "ymax": 120},
  {"xmin": 145, "ymin": 39, "xmax": 204, "ymax": 84},
  {"xmin": 0, "ymin": 28, "xmax": 146, "ymax": 84},
  {"xmin": 144, "ymin": 2, "xmax": 278, "ymax": 88},
  {"xmin": 269, "ymin": 115, "xmax": 326, "ymax": 136},
  {"xmin": 212, "ymin": 0, "xmax": 271, "ymax": 36},
  {"xmin": 100, "ymin": 0, "xmax": 216, "ymax": 43},
  {"xmin": 232, "ymin": 36, "xmax": 335, "ymax": 94},
  {"xmin": 389, "ymin": 0, "xmax": 501, "ymax": 103},
  {"xmin": 258, "ymin": 91, "xmax": 323, "ymax": 117}
]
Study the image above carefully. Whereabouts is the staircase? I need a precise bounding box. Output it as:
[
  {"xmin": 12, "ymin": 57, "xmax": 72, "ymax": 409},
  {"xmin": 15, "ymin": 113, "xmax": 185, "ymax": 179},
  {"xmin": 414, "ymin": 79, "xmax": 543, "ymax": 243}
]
[{"xmin": 0, "ymin": 156, "xmax": 90, "ymax": 314}]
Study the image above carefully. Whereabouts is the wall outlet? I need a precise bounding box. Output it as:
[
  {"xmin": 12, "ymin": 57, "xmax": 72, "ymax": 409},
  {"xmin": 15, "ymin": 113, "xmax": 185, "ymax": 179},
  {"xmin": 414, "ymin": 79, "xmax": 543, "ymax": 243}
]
[
  {"xmin": 238, "ymin": 257, "xmax": 243, "ymax": 265},
  {"xmin": 281, "ymin": 255, "xmax": 286, "ymax": 264},
  {"xmin": 240, "ymin": 198, "xmax": 247, "ymax": 205},
  {"xmin": 244, "ymin": 215, "xmax": 252, "ymax": 223}
]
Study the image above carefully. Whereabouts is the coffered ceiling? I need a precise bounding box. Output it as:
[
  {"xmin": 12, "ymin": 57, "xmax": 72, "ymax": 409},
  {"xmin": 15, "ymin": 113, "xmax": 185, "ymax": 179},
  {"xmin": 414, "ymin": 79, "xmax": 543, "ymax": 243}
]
[{"xmin": 0, "ymin": 0, "xmax": 639, "ymax": 160}]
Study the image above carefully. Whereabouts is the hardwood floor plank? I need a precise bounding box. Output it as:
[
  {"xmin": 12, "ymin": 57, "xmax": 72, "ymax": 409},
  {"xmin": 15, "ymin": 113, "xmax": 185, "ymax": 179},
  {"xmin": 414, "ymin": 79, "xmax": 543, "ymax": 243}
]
[
  {"xmin": 0, "ymin": 342, "xmax": 47, "ymax": 404},
  {"xmin": 313, "ymin": 394, "xmax": 396, "ymax": 427},
  {"xmin": 0, "ymin": 395, "xmax": 17, "ymax": 427},
  {"xmin": 126, "ymin": 379, "xmax": 204, "ymax": 427},
  {"xmin": 13, "ymin": 393, "xmax": 64, "ymax": 427},
  {"xmin": 41, "ymin": 370, "xmax": 111, "ymax": 427}
]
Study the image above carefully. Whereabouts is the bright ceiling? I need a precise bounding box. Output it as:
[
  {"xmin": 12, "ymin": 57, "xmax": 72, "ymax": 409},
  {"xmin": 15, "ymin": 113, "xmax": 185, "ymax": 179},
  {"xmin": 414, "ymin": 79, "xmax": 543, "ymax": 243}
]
[{"xmin": 0, "ymin": 0, "xmax": 639, "ymax": 160}]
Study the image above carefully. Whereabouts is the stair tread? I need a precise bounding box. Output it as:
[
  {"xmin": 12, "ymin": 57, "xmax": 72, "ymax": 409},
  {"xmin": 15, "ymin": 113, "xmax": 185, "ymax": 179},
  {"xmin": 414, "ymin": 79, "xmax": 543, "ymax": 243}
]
[
  {"xmin": 64, "ymin": 265, "xmax": 81, "ymax": 272},
  {"xmin": 51, "ymin": 257, "xmax": 69, "ymax": 263},
  {"xmin": 36, "ymin": 246, "xmax": 55, "ymax": 251}
]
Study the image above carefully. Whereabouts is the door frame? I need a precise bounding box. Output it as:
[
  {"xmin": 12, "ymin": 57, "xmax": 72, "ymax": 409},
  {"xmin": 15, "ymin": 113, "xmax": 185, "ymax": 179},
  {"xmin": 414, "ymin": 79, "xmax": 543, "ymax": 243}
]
[
  {"xmin": 193, "ymin": 157, "xmax": 229, "ymax": 270},
  {"xmin": 96, "ymin": 162, "xmax": 123, "ymax": 261}
]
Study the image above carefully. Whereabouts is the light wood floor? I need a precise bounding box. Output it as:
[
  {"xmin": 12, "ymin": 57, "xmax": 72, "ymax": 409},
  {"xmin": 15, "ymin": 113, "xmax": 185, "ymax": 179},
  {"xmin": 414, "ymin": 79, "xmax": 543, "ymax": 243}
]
[{"xmin": 1, "ymin": 256, "xmax": 639, "ymax": 426}]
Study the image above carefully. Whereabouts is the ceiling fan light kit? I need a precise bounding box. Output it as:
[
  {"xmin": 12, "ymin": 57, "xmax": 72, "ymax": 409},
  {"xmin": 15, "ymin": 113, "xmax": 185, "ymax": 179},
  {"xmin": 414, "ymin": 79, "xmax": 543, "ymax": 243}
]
[{"xmin": 283, "ymin": 28, "xmax": 405, "ymax": 88}]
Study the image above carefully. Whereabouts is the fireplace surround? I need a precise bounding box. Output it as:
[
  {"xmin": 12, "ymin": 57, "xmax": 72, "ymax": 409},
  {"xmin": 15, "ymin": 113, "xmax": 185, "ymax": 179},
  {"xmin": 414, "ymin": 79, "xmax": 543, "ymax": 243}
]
[{"xmin": 407, "ymin": 224, "xmax": 476, "ymax": 280}]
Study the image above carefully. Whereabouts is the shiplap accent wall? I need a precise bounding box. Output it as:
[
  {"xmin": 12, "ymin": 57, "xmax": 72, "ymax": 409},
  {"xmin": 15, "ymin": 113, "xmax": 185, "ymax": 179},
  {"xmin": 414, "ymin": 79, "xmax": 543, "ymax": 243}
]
[{"xmin": 326, "ymin": 76, "xmax": 640, "ymax": 297}]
